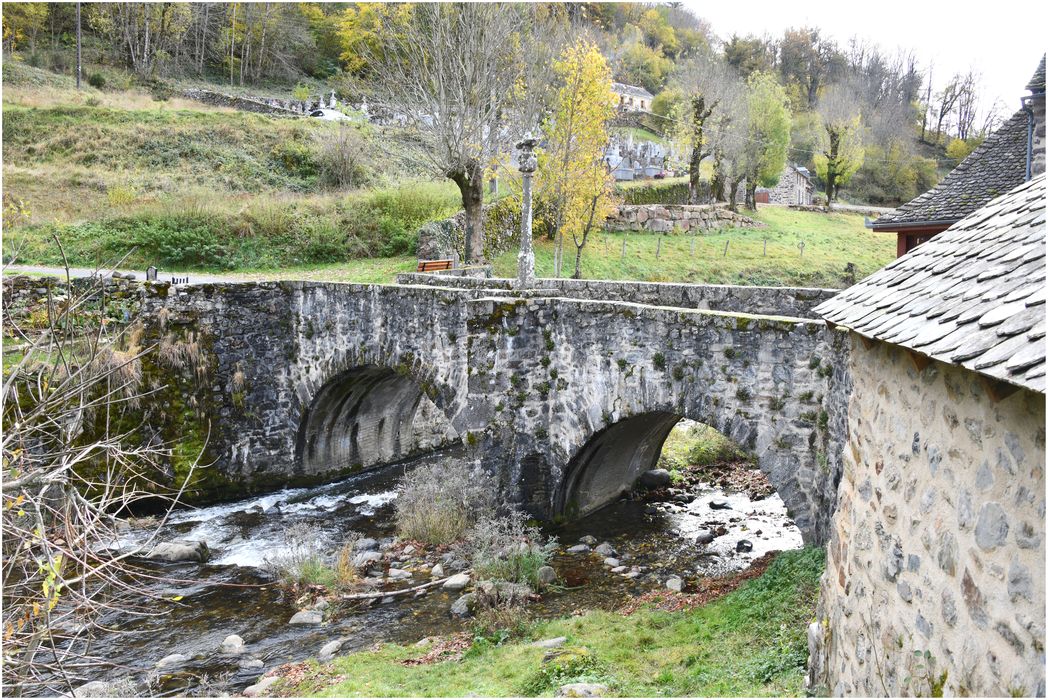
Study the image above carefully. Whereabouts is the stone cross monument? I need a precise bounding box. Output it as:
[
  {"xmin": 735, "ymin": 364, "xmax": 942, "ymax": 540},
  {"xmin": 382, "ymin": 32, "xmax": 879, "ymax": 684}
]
[{"xmin": 516, "ymin": 134, "xmax": 538, "ymax": 289}]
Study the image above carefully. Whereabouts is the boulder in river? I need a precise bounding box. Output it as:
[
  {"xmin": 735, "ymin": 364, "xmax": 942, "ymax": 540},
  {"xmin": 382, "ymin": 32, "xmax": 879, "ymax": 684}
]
[
  {"xmin": 736, "ymin": 539, "xmax": 754, "ymax": 553},
  {"xmin": 578, "ymin": 535, "xmax": 598, "ymax": 546},
  {"xmin": 665, "ymin": 576, "xmax": 683, "ymax": 592},
  {"xmin": 557, "ymin": 682, "xmax": 609, "ymax": 697},
  {"xmin": 709, "ymin": 498, "xmax": 731, "ymax": 510},
  {"xmin": 638, "ymin": 469, "xmax": 672, "ymax": 489},
  {"xmin": 288, "ymin": 609, "xmax": 323, "ymax": 625},
  {"xmin": 239, "ymin": 658, "xmax": 264, "ymax": 670},
  {"xmin": 594, "ymin": 542, "xmax": 616, "ymax": 557},
  {"xmin": 156, "ymin": 653, "xmax": 187, "ymax": 669},
  {"xmin": 603, "ymin": 557, "xmax": 620, "ymax": 568},
  {"xmin": 243, "ymin": 675, "xmax": 280, "ymax": 697},
  {"xmin": 73, "ymin": 679, "xmax": 137, "ymax": 698},
  {"xmin": 566, "ymin": 544, "xmax": 590, "ymax": 554},
  {"xmin": 387, "ymin": 568, "xmax": 412, "ymax": 581},
  {"xmin": 221, "ymin": 634, "xmax": 246, "ymax": 654},
  {"xmin": 475, "ymin": 580, "xmax": 533, "ymax": 607},
  {"xmin": 449, "ymin": 593, "xmax": 476, "ymax": 618},
  {"xmin": 694, "ymin": 529, "xmax": 715, "ymax": 544},
  {"xmin": 145, "ymin": 540, "xmax": 210, "ymax": 563},
  {"xmin": 537, "ymin": 566, "xmax": 557, "ymax": 585},
  {"xmin": 443, "ymin": 573, "xmax": 470, "ymax": 591},
  {"xmin": 354, "ymin": 538, "xmax": 379, "ymax": 552},
  {"xmin": 352, "ymin": 550, "xmax": 383, "ymax": 569},
  {"xmin": 318, "ymin": 638, "xmax": 344, "ymax": 662},
  {"xmin": 431, "ymin": 563, "xmax": 445, "ymax": 578}
]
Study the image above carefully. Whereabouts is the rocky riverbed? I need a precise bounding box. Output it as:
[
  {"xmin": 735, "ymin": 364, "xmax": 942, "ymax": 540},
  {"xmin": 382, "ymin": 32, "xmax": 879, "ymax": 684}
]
[{"xmin": 63, "ymin": 451, "xmax": 801, "ymax": 698}]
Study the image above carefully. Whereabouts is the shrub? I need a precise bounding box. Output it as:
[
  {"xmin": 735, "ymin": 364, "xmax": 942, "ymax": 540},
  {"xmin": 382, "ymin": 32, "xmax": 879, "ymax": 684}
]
[
  {"xmin": 460, "ymin": 511, "xmax": 557, "ymax": 588},
  {"xmin": 617, "ymin": 179, "xmax": 690, "ymax": 205},
  {"xmin": 262, "ymin": 521, "xmax": 335, "ymax": 588},
  {"xmin": 394, "ymin": 460, "xmax": 497, "ymax": 545},
  {"xmin": 271, "ymin": 140, "xmax": 318, "ymax": 181},
  {"xmin": 316, "ymin": 125, "xmax": 372, "ymax": 189},
  {"xmin": 87, "ymin": 72, "xmax": 106, "ymax": 90}
]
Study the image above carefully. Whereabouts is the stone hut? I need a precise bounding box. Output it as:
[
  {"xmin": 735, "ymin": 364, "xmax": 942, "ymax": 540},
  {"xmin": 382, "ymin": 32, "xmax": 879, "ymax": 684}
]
[
  {"xmin": 809, "ymin": 174, "xmax": 1046, "ymax": 696},
  {"xmin": 871, "ymin": 55, "xmax": 1045, "ymax": 257},
  {"xmin": 611, "ymin": 82, "xmax": 654, "ymax": 112},
  {"xmin": 762, "ymin": 163, "xmax": 815, "ymax": 205}
]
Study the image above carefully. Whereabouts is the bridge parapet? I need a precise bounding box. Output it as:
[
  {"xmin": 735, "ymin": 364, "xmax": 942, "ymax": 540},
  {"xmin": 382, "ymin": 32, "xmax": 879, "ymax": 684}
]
[{"xmin": 395, "ymin": 273, "xmax": 837, "ymax": 319}]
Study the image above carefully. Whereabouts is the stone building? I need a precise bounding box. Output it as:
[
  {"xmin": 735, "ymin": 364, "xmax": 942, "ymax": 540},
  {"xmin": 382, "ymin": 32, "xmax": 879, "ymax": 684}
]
[
  {"xmin": 871, "ymin": 55, "xmax": 1045, "ymax": 257},
  {"xmin": 809, "ymin": 174, "xmax": 1046, "ymax": 696},
  {"xmin": 611, "ymin": 82, "xmax": 654, "ymax": 112},
  {"xmin": 757, "ymin": 163, "xmax": 816, "ymax": 205}
]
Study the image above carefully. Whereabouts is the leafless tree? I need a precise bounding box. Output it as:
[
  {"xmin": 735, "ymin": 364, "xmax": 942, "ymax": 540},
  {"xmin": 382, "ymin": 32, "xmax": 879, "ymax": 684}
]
[
  {"xmin": 954, "ymin": 71, "xmax": 979, "ymax": 141},
  {"xmin": 358, "ymin": 3, "xmax": 532, "ymax": 263},
  {"xmin": 673, "ymin": 53, "xmax": 736, "ymax": 203},
  {"xmin": 934, "ymin": 75, "xmax": 963, "ymax": 144},
  {"xmin": 2, "ymin": 248, "xmax": 199, "ymax": 696}
]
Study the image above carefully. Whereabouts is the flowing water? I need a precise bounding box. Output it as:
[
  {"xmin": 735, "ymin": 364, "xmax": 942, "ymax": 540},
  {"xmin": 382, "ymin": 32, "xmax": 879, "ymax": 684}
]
[{"xmin": 62, "ymin": 449, "xmax": 802, "ymax": 697}]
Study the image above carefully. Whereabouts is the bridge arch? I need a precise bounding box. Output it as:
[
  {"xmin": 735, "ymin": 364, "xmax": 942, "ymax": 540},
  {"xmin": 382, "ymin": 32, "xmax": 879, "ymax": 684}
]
[
  {"xmin": 553, "ymin": 403, "xmax": 818, "ymax": 542},
  {"xmin": 295, "ymin": 364, "xmax": 458, "ymax": 476}
]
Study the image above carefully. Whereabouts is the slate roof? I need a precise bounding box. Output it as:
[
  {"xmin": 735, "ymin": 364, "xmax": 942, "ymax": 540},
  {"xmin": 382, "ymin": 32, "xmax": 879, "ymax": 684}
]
[
  {"xmin": 611, "ymin": 82, "xmax": 654, "ymax": 100},
  {"xmin": 871, "ymin": 109, "xmax": 1030, "ymax": 229},
  {"xmin": 817, "ymin": 174, "xmax": 1046, "ymax": 393},
  {"xmin": 1027, "ymin": 55, "xmax": 1045, "ymax": 93}
]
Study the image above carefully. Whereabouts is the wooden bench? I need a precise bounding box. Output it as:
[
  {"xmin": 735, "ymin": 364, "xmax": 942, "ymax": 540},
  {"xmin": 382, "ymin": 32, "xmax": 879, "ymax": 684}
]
[{"xmin": 416, "ymin": 259, "xmax": 454, "ymax": 273}]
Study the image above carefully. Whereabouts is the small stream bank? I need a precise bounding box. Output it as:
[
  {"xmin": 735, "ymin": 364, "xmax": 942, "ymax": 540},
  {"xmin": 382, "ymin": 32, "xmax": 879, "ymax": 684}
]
[{"xmin": 65, "ymin": 451, "xmax": 801, "ymax": 698}]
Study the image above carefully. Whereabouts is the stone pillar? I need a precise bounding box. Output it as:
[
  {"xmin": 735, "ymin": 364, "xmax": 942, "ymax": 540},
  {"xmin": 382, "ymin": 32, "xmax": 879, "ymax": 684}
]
[{"xmin": 516, "ymin": 135, "xmax": 538, "ymax": 289}]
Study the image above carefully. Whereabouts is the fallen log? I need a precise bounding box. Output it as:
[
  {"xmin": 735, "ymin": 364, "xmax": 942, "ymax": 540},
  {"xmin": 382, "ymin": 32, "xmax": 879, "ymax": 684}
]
[{"xmin": 338, "ymin": 570, "xmax": 471, "ymax": 601}]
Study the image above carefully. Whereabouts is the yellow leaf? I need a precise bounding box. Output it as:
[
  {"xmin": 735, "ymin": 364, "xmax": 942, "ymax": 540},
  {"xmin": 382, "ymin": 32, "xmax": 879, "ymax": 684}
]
[{"xmin": 171, "ymin": 595, "xmax": 184, "ymax": 602}]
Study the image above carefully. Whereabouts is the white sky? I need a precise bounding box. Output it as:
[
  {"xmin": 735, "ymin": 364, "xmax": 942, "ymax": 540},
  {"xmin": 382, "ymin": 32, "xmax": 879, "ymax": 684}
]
[{"xmin": 684, "ymin": 0, "xmax": 1047, "ymax": 116}]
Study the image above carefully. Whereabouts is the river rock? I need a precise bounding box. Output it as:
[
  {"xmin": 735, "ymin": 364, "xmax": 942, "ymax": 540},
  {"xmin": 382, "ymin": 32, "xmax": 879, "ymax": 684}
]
[
  {"xmin": 567, "ymin": 544, "xmax": 590, "ymax": 553},
  {"xmin": 603, "ymin": 557, "xmax": 620, "ymax": 568},
  {"xmin": 639, "ymin": 469, "xmax": 672, "ymax": 488},
  {"xmin": 221, "ymin": 634, "xmax": 246, "ymax": 654},
  {"xmin": 450, "ymin": 593, "xmax": 476, "ymax": 617},
  {"xmin": 557, "ymin": 682, "xmax": 609, "ymax": 697},
  {"xmin": 665, "ymin": 576, "xmax": 683, "ymax": 592},
  {"xmin": 239, "ymin": 658, "xmax": 264, "ymax": 670},
  {"xmin": 579, "ymin": 535, "xmax": 598, "ymax": 546},
  {"xmin": 443, "ymin": 573, "xmax": 470, "ymax": 591},
  {"xmin": 736, "ymin": 539, "xmax": 754, "ymax": 553},
  {"xmin": 156, "ymin": 653, "xmax": 187, "ymax": 668},
  {"xmin": 288, "ymin": 609, "xmax": 323, "ymax": 625},
  {"xmin": 352, "ymin": 551, "xmax": 383, "ymax": 569},
  {"xmin": 145, "ymin": 540, "xmax": 210, "ymax": 563},
  {"xmin": 537, "ymin": 566, "xmax": 557, "ymax": 585},
  {"xmin": 414, "ymin": 637, "xmax": 435, "ymax": 648},
  {"xmin": 354, "ymin": 538, "xmax": 379, "ymax": 552},
  {"xmin": 531, "ymin": 636, "xmax": 568, "ymax": 649},
  {"xmin": 644, "ymin": 505, "xmax": 659, "ymax": 515},
  {"xmin": 695, "ymin": 529, "xmax": 715, "ymax": 545},
  {"xmin": 611, "ymin": 566, "xmax": 628, "ymax": 574},
  {"xmin": 476, "ymin": 581, "xmax": 533, "ymax": 606},
  {"xmin": 387, "ymin": 568, "xmax": 412, "ymax": 580},
  {"xmin": 431, "ymin": 563, "xmax": 445, "ymax": 578},
  {"xmin": 243, "ymin": 675, "xmax": 280, "ymax": 697},
  {"xmin": 318, "ymin": 639, "xmax": 344, "ymax": 661},
  {"xmin": 594, "ymin": 543, "xmax": 616, "ymax": 556},
  {"xmin": 73, "ymin": 680, "xmax": 127, "ymax": 698},
  {"xmin": 709, "ymin": 499, "xmax": 731, "ymax": 510}
]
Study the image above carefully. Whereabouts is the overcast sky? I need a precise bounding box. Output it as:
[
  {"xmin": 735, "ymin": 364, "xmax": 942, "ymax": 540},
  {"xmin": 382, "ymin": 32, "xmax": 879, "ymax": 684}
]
[{"xmin": 684, "ymin": 0, "xmax": 1046, "ymax": 117}]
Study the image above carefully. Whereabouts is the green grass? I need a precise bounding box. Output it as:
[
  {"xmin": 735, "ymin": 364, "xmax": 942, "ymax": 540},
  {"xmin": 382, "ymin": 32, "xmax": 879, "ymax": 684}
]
[
  {"xmin": 659, "ymin": 422, "xmax": 751, "ymax": 473},
  {"xmin": 284, "ymin": 547, "xmax": 824, "ymax": 697},
  {"xmin": 493, "ymin": 206, "xmax": 893, "ymax": 288}
]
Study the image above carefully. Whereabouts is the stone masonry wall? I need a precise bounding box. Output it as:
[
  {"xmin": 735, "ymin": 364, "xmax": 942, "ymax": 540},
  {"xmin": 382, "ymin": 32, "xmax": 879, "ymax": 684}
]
[
  {"xmin": 394, "ymin": 274, "xmax": 838, "ymax": 318},
  {"xmin": 808, "ymin": 336, "xmax": 1045, "ymax": 696},
  {"xmin": 125, "ymin": 281, "xmax": 850, "ymax": 543},
  {"xmin": 606, "ymin": 204, "xmax": 763, "ymax": 233}
]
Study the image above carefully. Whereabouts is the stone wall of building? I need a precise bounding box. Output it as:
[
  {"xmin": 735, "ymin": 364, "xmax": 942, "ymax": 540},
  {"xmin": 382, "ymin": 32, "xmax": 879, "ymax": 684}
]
[
  {"xmin": 394, "ymin": 274, "xmax": 838, "ymax": 319},
  {"xmin": 766, "ymin": 169, "xmax": 814, "ymax": 206},
  {"xmin": 606, "ymin": 204, "xmax": 763, "ymax": 233},
  {"xmin": 808, "ymin": 336, "xmax": 1046, "ymax": 696},
  {"xmin": 1031, "ymin": 93, "xmax": 1045, "ymax": 177}
]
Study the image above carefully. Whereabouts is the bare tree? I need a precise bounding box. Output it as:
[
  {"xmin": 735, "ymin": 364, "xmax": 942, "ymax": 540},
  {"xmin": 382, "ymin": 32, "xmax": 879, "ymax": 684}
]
[
  {"xmin": 934, "ymin": 75, "xmax": 963, "ymax": 144},
  {"xmin": 816, "ymin": 82, "xmax": 866, "ymax": 204},
  {"xmin": 954, "ymin": 71, "xmax": 979, "ymax": 141},
  {"xmin": 359, "ymin": 4, "xmax": 531, "ymax": 263},
  {"xmin": 673, "ymin": 54, "xmax": 735, "ymax": 203},
  {"xmin": 2, "ymin": 250, "xmax": 199, "ymax": 696}
]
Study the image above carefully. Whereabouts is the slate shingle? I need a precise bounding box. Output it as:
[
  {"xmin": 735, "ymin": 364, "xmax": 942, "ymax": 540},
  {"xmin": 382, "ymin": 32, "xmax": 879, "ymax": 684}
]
[{"xmin": 817, "ymin": 175, "xmax": 1046, "ymax": 393}]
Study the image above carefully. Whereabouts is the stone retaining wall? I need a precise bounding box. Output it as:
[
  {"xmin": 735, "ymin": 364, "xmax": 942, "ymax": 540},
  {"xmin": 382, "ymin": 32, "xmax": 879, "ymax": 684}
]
[
  {"xmin": 808, "ymin": 336, "xmax": 1045, "ymax": 696},
  {"xmin": 394, "ymin": 274, "xmax": 837, "ymax": 319},
  {"xmin": 181, "ymin": 89, "xmax": 303, "ymax": 117},
  {"xmin": 606, "ymin": 204, "xmax": 763, "ymax": 233}
]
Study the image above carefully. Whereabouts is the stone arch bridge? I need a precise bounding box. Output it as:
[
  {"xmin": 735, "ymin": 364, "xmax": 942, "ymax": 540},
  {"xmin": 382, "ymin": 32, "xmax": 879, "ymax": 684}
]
[{"xmin": 138, "ymin": 276, "xmax": 850, "ymax": 543}]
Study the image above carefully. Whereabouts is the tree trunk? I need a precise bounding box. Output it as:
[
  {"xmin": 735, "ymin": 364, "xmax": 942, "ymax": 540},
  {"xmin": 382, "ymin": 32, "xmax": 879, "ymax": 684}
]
[
  {"xmin": 572, "ymin": 195, "xmax": 600, "ymax": 280},
  {"xmin": 727, "ymin": 179, "xmax": 741, "ymax": 213},
  {"xmin": 687, "ymin": 96, "xmax": 713, "ymax": 205},
  {"xmin": 452, "ymin": 162, "xmax": 485, "ymax": 263},
  {"xmin": 824, "ymin": 128, "xmax": 840, "ymax": 204}
]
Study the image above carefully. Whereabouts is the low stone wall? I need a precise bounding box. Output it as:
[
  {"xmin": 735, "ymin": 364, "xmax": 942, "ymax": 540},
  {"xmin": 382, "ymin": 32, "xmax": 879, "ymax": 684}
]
[
  {"xmin": 808, "ymin": 336, "xmax": 1046, "ymax": 696},
  {"xmin": 181, "ymin": 89, "xmax": 302, "ymax": 117},
  {"xmin": 394, "ymin": 274, "xmax": 837, "ymax": 319},
  {"xmin": 606, "ymin": 204, "xmax": 763, "ymax": 233}
]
